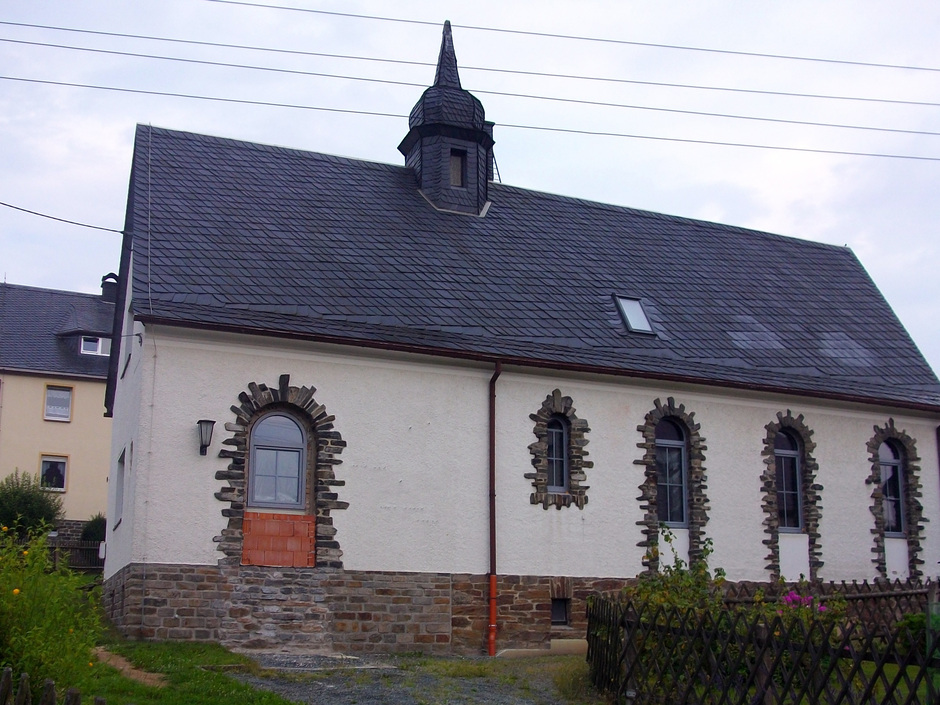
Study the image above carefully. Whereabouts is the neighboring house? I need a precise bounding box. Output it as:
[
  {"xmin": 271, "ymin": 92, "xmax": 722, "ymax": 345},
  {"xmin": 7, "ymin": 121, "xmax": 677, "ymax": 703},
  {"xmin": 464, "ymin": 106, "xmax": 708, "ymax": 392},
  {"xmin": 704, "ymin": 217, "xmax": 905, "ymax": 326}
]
[
  {"xmin": 0, "ymin": 279, "xmax": 115, "ymax": 537},
  {"xmin": 103, "ymin": 23, "xmax": 940, "ymax": 654}
]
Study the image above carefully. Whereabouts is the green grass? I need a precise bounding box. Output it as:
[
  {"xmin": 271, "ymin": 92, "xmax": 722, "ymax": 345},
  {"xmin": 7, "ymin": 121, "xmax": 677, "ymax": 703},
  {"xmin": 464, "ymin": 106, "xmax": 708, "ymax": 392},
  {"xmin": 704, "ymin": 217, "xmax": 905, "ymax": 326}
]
[
  {"xmin": 75, "ymin": 642, "xmax": 296, "ymax": 705},
  {"xmin": 64, "ymin": 635, "xmax": 611, "ymax": 705}
]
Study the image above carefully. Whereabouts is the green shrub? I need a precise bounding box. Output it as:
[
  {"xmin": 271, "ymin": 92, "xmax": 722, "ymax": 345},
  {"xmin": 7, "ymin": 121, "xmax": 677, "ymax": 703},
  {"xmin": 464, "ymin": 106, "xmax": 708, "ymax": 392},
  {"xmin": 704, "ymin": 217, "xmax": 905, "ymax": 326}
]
[
  {"xmin": 80, "ymin": 513, "xmax": 107, "ymax": 542},
  {"xmin": 624, "ymin": 527, "xmax": 726, "ymax": 611},
  {"xmin": 0, "ymin": 526, "xmax": 101, "ymax": 698},
  {"xmin": 0, "ymin": 471, "xmax": 63, "ymax": 536}
]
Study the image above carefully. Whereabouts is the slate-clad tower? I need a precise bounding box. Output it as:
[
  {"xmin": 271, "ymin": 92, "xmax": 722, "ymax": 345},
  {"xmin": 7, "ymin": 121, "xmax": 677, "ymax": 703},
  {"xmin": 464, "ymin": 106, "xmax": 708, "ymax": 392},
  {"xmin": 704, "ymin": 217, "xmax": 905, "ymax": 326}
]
[{"xmin": 398, "ymin": 21, "xmax": 494, "ymax": 216}]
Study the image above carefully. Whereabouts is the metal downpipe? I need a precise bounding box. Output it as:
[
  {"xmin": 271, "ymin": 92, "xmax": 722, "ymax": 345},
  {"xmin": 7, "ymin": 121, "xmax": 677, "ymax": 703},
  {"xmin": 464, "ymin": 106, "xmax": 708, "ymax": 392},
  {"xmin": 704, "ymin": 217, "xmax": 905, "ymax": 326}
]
[{"xmin": 488, "ymin": 360, "xmax": 502, "ymax": 656}]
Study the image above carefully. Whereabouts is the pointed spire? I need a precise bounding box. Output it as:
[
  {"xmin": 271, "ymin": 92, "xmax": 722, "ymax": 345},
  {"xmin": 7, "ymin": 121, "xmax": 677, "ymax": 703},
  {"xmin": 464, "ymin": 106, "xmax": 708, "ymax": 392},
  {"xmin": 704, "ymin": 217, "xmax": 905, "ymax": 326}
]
[{"xmin": 433, "ymin": 20, "xmax": 462, "ymax": 88}]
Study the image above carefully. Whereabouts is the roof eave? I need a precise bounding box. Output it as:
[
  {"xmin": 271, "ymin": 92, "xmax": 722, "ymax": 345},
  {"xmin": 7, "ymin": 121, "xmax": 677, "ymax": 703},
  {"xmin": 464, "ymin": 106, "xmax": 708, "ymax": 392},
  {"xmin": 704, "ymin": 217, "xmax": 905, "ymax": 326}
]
[{"xmin": 134, "ymin": 314, "xmax": 940, "ymax": 416}]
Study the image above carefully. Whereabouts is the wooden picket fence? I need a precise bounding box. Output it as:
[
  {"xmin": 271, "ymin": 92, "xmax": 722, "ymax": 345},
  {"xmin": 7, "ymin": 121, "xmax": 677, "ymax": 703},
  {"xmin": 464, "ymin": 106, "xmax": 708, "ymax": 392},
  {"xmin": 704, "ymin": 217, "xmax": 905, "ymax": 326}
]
[
  {"xmin": 587, "ymin": 579, "xmax": 940, "ymax": 705},
  {"xmin": 0, "ymin": 668, "xmax": 104, "ymax": 705}
]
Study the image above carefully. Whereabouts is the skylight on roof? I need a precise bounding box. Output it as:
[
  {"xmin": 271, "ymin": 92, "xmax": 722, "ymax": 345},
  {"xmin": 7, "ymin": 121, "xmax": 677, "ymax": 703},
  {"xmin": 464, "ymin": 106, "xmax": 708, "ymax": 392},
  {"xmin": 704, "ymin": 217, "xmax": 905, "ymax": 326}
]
[{"xmin": 616, "ymin": 296, "xmax": 654, "ymax": 334}]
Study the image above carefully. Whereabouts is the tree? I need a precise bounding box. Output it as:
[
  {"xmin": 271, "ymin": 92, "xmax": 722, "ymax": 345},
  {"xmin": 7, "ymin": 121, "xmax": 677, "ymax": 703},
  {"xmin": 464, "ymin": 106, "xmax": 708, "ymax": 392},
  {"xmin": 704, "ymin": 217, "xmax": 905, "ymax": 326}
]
[{"xmin": 0, "ymin": 471, "xmax": 63, "ymax": 536}]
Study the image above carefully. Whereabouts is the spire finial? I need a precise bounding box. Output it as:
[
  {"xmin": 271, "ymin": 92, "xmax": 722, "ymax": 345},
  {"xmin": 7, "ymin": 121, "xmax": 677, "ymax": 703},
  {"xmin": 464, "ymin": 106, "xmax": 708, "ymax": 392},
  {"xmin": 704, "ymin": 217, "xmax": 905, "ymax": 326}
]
[{"xmin": 433, "ymin": 20, "xmax": 461, "ymax": 88}]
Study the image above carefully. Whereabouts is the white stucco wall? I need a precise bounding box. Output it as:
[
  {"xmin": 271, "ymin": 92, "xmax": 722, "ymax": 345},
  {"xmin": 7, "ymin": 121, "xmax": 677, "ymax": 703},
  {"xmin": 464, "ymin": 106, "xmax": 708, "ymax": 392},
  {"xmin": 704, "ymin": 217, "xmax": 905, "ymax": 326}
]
[{"xmin": 105, "ymin": 323, "xmax": 940, "ymax": 584}]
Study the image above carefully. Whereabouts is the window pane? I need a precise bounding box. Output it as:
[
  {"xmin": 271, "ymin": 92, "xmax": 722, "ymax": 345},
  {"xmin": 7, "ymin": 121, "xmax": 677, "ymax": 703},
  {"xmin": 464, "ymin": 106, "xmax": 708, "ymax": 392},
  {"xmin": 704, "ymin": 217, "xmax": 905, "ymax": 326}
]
[
  {"xmin": 40, "ymin": 457, "xmax": 67, "ymax": 490},
  {"xmin": 546, "ymin": 418, "xmax": 567, "ymax": 490},
  {"xmin": 655, "ymin": 418, "xmax": 683, "ymax": 443},
  {"xmin": 254, "ymin": 476, "xmax": 276, "ymax": 503},
  {"xmin": 775, "ymin": 454, "xmax": 801, "ymax": 529},
  {"xmin": 254, "ymin": 448, "xmax": 278, "ymax": 477},
  {"xmin": 253, "ymin": 415, "xmax": 303, "ymax": 446},
  {"xmin": 45, "ymin": 387, "xmax": 72, "ymax": 420},
  {"xmin": 881, "ymin": 462, "xmax": 904, "ymax": 533},
  {"xmin": 81, "ymin": 337, "xmax": 99, "ymax": 354},
  {"xmin": 656, "ymin": 443, "xmax": 686, "ymax": 525},
  {"xmin": 774, "ymin": 431, "xmax": 798, "ymax": 453},
  {"xmin": 878, "ymin": 441, "xmax": 899, "ymax": 464},
  {"xmin": 616, "ymin": 297, "xmax": 653, "ymax": 333}
]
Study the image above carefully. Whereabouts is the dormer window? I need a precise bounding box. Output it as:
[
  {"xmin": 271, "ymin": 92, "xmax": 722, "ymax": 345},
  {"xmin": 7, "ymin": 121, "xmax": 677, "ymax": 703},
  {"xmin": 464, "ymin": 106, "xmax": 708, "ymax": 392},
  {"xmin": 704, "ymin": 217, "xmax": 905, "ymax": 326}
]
[
  {"xmin": 615, "ymin": 296, "xmax": 654, "ymax": 334},
  {"xmin": 450, "ymin": 149, "xmax": 467, "ymax": 187},
  {"xmin": 81, "ymin": 336, "xmax": 111, "ymax": 356}
]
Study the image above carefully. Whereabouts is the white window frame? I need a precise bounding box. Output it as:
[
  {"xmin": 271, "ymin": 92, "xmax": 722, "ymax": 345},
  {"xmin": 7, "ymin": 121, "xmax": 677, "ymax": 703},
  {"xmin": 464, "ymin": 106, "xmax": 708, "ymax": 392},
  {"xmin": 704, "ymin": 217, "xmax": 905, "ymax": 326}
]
[
  {"xmin": 44, "ymin": 385, "xmax": 72, "ymax": 422},
  {"xmin": 40, "ymin": 455, "xmax": 68, "ymax": 492},
  {"xmin": 81, "ymin": 336, "xmax": 112, "ymax": 356}
]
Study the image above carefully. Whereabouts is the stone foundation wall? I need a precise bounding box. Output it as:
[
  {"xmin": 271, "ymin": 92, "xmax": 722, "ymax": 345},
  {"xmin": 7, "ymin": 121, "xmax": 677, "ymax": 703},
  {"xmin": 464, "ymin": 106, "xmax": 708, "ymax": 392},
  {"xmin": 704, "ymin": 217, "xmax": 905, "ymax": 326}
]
[
  {"xmin": 103, "ymin": 563, "xmax": 629, "ymax": 654},
  {"xmin": 53, "ymin": 519, "xmax": 87, "ymax": 541}
]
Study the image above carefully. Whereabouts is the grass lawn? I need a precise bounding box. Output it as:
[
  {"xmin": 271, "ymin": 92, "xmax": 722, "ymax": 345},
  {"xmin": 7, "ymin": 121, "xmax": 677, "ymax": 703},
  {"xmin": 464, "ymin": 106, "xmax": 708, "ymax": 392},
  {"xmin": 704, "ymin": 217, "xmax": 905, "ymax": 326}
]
[
  {"xmin": 75, "ymin": 641, "xmax": 295, "ymax": 705},
  {"xmin": 72, "ymin": 640, "xmax": 607, "ymax": 705}
]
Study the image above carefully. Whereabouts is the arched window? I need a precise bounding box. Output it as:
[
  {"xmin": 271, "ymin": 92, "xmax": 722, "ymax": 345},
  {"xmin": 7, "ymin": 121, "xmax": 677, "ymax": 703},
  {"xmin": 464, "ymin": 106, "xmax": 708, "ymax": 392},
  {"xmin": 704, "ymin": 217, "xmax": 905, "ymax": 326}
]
[
  {"xmin": 655, "ymin": 418, "xmax": 687, "ymax": 527},
  {"xmin": 879, "ymin": 441, "xmax": 905, "ymax": 535},
  {"xmin": 774, "ymin": 430, "xmax": 802, "ymax": 530},
  {"xmin": 546, "ymin": 415, "xmax": 569, "ymax": 493},
  {"xmin": 248, "ymin": 413, "xmax": 307, "ymax": 510}
]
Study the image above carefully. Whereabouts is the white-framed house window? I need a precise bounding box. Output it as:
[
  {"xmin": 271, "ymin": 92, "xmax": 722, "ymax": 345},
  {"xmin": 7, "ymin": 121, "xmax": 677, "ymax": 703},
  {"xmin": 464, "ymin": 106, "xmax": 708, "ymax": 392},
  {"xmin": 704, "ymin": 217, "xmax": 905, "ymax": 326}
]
[
  {"xmin": 81, "ymin": 336, "xmax": 112, "ymax": 356},
  {"xmin": 44, "ymin": 385, "xmax": 72, "ymax": 421},
  {"xmin": 40, "ymin": 455, "xmax": 68, "ymax": 491}
]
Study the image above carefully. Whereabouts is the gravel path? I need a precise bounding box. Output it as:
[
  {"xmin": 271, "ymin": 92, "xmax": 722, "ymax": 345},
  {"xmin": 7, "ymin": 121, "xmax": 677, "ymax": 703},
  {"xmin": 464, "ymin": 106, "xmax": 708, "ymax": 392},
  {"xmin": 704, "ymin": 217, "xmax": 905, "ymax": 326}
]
[{"xmin": 235, "ymin": 652, "xmax": 585, "ymax": 705}]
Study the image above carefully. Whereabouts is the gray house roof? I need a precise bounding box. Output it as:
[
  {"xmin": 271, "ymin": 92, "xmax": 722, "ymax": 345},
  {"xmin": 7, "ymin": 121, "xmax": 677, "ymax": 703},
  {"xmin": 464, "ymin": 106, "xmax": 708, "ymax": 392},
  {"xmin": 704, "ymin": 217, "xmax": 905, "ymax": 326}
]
[
  {"xmin": 111, "ymin": 25, "xmax": 940, "ymax": 413},
  {"xmin": 0, "ymin": 283, "xmax": 114, "ymax": 379}
]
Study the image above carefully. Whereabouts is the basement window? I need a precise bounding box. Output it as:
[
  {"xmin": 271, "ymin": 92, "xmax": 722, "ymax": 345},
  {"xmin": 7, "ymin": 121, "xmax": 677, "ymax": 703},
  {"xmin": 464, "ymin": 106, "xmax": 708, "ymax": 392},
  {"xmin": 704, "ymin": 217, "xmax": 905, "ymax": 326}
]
[
  {"xmin": 615, "ymin": 296, "xmax": 654, "ymax": 334},
  {"xmin": 551, "ymin": 598, "xmax": 570, "ymax": 626}
]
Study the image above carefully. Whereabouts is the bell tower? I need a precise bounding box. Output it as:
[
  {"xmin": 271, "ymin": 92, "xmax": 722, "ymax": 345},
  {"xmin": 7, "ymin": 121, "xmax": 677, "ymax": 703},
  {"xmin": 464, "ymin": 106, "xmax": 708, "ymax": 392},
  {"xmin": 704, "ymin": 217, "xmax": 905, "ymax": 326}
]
[{"xmin": 398, "ymin": 21, "xmax": 494, "ymax": 216}]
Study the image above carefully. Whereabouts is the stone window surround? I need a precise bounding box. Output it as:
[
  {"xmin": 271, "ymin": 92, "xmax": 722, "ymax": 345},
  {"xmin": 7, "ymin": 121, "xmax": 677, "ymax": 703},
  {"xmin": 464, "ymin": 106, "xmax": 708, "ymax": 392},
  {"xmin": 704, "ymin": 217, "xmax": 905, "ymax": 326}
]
[
  {"xmin": 760, "ymin": 410, "xmax": 823, "ymax": 581},
  {"xmin": 527, "ymin": 389, "xmax": 591, "ymax": 509},
  {"xmin": 213, "ymin": 374, "xmax": 348, "ymax": 568},
  {"xmin": 636, "ymin": 397, "xmax": 709, "ymax": 572},
  {"xmin": 866, "ymin": 419, "xmax": 925, "ymax": 579}
]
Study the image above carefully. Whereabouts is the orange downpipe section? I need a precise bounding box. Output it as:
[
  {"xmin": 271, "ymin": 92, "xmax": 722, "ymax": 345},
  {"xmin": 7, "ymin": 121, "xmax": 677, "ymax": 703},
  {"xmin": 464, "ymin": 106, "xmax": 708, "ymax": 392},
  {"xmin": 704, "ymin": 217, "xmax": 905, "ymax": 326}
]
[{"xmin": 488, "ymin": 361, "xmax": 502, "ymax": 656}]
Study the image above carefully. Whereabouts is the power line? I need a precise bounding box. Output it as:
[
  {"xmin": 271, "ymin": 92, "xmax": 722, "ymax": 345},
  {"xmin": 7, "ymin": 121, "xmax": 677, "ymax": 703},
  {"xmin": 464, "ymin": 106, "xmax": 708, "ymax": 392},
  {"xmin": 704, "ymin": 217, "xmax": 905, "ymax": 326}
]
[
  {"xmin": 3, "ymin": 21, "xmax": 938, "ymax": 109},
  {"xmin": 203, "ymin": 0, "xmax": 940, "ymax": 74},
  {"xmin": 5, "ymin": 37, "xmax": 938, "ymax": 138},
  {"xmin": 0, "ymin": 200, "xmax": 123, "ymax": 233},
  {"xmin": 3, "ymin": 74, "xmax": 938, "ymax": 163}
]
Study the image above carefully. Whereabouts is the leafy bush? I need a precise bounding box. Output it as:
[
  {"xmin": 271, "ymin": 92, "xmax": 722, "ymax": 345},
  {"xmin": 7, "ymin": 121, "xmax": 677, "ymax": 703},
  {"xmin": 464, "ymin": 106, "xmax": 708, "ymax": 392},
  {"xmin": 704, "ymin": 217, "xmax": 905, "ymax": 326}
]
[
  {"xmin": 896, "ymin": 611, "xmax": 940, "ymax": 656},
  {"xmin": 80, "ymin": 513, "xmax": 107, "ymax": 542},
  {"xmin": 624, "ymin": 528, "xmax": 726, "ymax": 611},
  {"xmin": 0, "ymin": 471, "xmax": 63, "ymax": 536},
  {"xmin": 0, "ymin": 526, "xmax": 101, "ymax": 698}
]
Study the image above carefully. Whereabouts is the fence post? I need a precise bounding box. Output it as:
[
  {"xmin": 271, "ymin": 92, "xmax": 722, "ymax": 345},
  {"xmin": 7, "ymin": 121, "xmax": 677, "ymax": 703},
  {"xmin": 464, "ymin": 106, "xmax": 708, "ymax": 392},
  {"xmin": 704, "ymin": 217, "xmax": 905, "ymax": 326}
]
[
  {"xmin": 38, "ymin": 679, "xmax": 56, "ymax": 705},
  {"xmin": 13, "ymin": 672, "xmax": 30, "ymax": 705},
  {"xmin": 753, "ymin": 623, "xmax": 777, "ymax": 705}
]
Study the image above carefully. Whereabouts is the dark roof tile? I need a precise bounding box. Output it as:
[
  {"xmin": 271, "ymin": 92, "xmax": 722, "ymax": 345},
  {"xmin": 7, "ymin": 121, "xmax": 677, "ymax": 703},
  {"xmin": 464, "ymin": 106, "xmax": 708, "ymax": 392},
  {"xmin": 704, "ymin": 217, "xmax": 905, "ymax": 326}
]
[
  {"xmin": 126, "ymin": 126, "xmax": 940, "ymax": 408},
  {"xmin": 0, "ymin": 283, "xmax": 113, "ymax": 378}
]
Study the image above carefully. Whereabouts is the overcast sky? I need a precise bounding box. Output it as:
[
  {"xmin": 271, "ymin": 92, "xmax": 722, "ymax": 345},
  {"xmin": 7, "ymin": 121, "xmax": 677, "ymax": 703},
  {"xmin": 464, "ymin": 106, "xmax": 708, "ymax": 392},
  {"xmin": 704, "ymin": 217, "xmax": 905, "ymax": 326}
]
[{"xmin": 1, "ymin": 1, "xmax": 938, "ymax": 378}]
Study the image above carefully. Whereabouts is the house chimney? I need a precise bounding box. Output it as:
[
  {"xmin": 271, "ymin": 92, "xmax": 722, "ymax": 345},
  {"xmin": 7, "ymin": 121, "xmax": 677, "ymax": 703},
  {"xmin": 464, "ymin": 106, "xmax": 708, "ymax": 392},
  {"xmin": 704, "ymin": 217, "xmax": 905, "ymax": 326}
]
[
  {"xmin": 398, "ymin": 21, "xmax": 495, "ymax": 216},
  {"xmin": 101, "ymin": 273, "xmax": 118, "ymax": 303}
]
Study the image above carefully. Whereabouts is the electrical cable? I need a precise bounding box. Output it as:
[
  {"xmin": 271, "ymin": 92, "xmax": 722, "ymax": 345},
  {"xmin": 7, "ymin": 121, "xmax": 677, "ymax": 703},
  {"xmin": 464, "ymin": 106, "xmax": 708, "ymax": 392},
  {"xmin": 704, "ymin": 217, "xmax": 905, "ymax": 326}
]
[
  {"xmin": 202, "ymin": 0, "xmax": 940, "ymax": 73},
  {"xmin": 2, "ymin": 21, "xmax": 937, "ymax": 108},
  {"xmin": 0, "ymin": 199, "xmax": 123, "ymax": 233},
  {"xmin": 2, "ymin": 74, "xmax": 938, "ymax": 162},
  {"xmin": 3, "ymin": 37, "xmax": 938, "ymax": 138}
]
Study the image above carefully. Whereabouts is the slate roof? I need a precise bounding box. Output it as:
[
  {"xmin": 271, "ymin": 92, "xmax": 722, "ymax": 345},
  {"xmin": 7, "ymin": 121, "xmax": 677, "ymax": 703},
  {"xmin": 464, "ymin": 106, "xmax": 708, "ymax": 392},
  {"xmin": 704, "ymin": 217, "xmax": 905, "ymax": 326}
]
[
  {"xmin": 120, "ymin": 124, "xmax": 940, "ymax": 411},
  {"xmin": 0, "ymin": 283, "xmax": 113, "ymax": 378}
]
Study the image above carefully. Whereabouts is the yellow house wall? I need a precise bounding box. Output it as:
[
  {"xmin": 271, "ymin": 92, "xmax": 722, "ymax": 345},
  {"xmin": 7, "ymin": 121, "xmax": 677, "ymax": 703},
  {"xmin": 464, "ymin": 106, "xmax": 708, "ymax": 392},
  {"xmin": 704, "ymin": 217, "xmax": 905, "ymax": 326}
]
[{"xmin": 0, "ymin": 373, "xmax": 111, "ymax": 521}]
